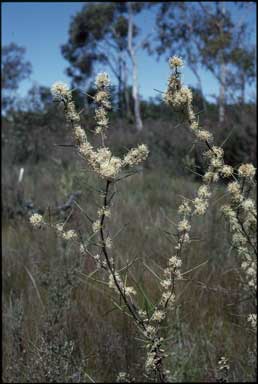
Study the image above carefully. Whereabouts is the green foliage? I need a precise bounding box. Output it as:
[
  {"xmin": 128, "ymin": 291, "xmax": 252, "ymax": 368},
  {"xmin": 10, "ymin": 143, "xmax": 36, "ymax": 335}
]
[
  {"xmin": 2, "ymin": 43, "xmax": 32, "ymax": 112},
  {"xmin": 155, "ymin": 2, "xmax": 255, "ymax": 105},
  {"xmin": 61, "ymin": 3, "xmax": 131, "ymax": 86},
  {"xmin": 2, "ymin": 43, "xmax": 32, "ymax": 91}
]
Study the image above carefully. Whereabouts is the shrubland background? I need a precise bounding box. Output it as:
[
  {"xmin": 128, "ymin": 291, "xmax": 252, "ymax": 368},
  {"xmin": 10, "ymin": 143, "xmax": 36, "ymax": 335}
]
[{"xmin": 2, "ymin": 2, "xmax": 257, "ymax": 382}]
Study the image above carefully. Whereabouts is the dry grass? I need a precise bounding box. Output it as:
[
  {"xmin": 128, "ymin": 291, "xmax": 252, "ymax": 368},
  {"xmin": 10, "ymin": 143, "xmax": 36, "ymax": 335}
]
[{"xmin": 2, "ymin": 156, "xmax": 256, "ymax": 382}]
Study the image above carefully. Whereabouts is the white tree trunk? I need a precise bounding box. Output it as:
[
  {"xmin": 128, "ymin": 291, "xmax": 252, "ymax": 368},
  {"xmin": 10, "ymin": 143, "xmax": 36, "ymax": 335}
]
[
  {"xmin": 127, "ymin": 3, "xmax": 143, "ymax": 131},
  {"xmin": 219, "ymin": 57, "xmax": 226, "ymax": 123},
  {"xmin": 122, "ymin": 56, "xmax": 131, "ymax": 120}
]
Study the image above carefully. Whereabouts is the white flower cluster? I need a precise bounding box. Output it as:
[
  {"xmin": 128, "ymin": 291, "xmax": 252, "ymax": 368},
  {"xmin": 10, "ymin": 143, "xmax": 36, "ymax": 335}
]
[
  {"xmin": 80, "ymin": 145, "xmax": 123, "ymax": 179},
  {"xmin": 91, "ymin": 149, "xmax": 122, "ymax": 178},
  {"xmin": 94, "ymin": 72, "xmax": 111, "ymax": 135},
  {"xmin": 52, "ymin": 74, "xmax": 148, "ymax": 180},
  {"xmin": 97, "ymin": 207, "xmax": 111, "ymax": 218},
  {"xmin": 151, "ymin": 309, "xmax": 166, "ymax": 322},
  {"xmin": 202, "ymin": 146, "xmax": 225, "ymax": 185},
  {"xmin": 193, "ymin": 197, "xmax": 207, "ymax": 215},
  {"xmin": 164, "ymin": 85, "xmax": 193, "ymax": 109},
  {"xmin": 164, "ymin": 55, "xmax": 257, "ymax": 337},
  {"xmin": 218, "ymin": 356, "xmax": 230, "ymax": 372},
  {"xmin": 220, "ymin": 164, "xmax": 234, "ymax": 178},
  {"xmin": 105, "ymin": 236, "xmax": 112, "ymax": 249},
  {"xmin": 195, "ymin": 129, "xmax": 214, "ymax": 142},
  {"xmin": 92, "ymin": 219, "xmax": 101, "ymax": 233},
  {"xmin": 238, "ymin": 163, "xmax": 256, "ymax": 179},
  {"xmin": 123, "ymin": 144, "xmax": 149, "ymax": 166},
  {"xmin": 94, "ymin": 91, "xmax": 110, "ymax": 109},
  {"xmin": 95, "ymin": 72, "xmax": 110, "ymax": 89},
  {"xmin": 29, "ymin": 213, "xmax": 44, "ymax": 228},
  {"xmin": 178, "ymin": 200, "xmax": 191, "ymax": 215},
  {"xmin": 74, "ymin": 126, "xmax": 86, "ymax": 143},
  {"xmin": 178, "ymin": 218, "xmax": 191, "ymax": 232},
  {"xmin": 169, "ymin": 55, "xmax": 184, "ymax": 68},
  {"xmin": 51, "ymin": 81, "xmax": 71, "ymax": 102},
  {"xmin": 221, "ymin": 202, "xmax": 257, "ymax": 291},
  {"xmin": 164, "ymin": 56, "xmax": 236, "ymax": 229},
  {"xmin": 192, "ymin": 185, "xmax": 211, "ymax": 216},
  {"xmin": 227, "ymin": 181, "xmax": 242, "ymax": 202},
  {"xmin": 247, "ymin": 313, "xmax": 257, "ymax": 330},
  {"xmin": 145, "ymin": 336, "xmax": 166, "ymax": 377},
  {"xmin": 55, "ymin": 223, "xmax": 77, "ymax": 241},
  {"xmin": 163, "ymin": 65, "xmax": 185, "ymax": 111}
]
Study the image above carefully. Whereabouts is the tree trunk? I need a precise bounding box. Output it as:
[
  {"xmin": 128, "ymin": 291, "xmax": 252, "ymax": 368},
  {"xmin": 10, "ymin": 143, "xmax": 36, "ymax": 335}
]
[
  {"xmin": 127, "ymin": 3, "xmax": 143, "ymax": 131},
  {"xmin": 118, "ymin": 51, "xmax": 123, "ymax": 117},
  {"xmin": 219, "ymin": 56, "xmax": 226, "ymax": 123},
  {"xmin": 122, "ymin": 57, "xmax": 132, "ymax": 120},
  {"xmin": 131, "ymin": 60, "xmax": 143, "ymax": 131},
  {"xmin": 190, "ymin": 63, "xmax": 207, "ymax": 113}
]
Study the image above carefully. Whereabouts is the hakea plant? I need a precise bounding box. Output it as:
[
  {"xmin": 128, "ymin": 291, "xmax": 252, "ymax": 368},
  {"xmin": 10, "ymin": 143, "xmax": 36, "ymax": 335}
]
[
  {"xmin": 29, "ymin": 57, "xmax": 257, "ymax": 382},
  {"xmin": 30, "ymin": 73, "xmax": 170, "ymax": 382},
  {"xmin": 163, "ymin": 56, "xmax": 257, "ymax": 332}
]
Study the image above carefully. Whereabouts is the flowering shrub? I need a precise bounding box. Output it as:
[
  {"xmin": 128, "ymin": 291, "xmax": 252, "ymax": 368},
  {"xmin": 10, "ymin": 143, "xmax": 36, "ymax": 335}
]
[
  {"xmin": 163, "ymin": 56, "xmax": 257, "ymax": 333},
  {"xmin": 29, "ymin": 57, "xmax": 257, "ymax": 382}
]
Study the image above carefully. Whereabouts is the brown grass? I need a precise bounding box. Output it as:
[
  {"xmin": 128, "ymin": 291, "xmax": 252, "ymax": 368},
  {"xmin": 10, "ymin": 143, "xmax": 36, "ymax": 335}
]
[{"xmin": 2, "ymin": 154, "xmax": 256, "ymax": 382}]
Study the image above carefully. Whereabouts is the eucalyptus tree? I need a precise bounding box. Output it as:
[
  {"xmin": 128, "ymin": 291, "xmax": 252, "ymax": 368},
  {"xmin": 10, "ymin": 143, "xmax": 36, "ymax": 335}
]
[
  {"xmin": 62, "ymin": 2, "xmax": 156, "ymax": 130},
  {"xmin": 2, "ymin": 43, "xmax": 32, "ymax": 113},
  {"xmin": 154, "ymin": 2, "xmax": 255, "ymax": 122},
  {"xmin": 61, "ymin": 3, "xmax": 131, "ymax": 114}
]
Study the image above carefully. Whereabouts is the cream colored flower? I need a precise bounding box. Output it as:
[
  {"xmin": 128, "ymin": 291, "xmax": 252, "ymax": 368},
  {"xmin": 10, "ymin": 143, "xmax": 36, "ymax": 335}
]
[
  {"xmin": 241, "ymin": 198, "xmax": 255, "ymax": 211},
  {"xmin": 51, "ymin": 81, "xmax": 71, "ymax": 101},
  {"xmin": 220, "ymin": 165, "xmax": 234, "ymax": 178},
  {"xmin": 95, "ymin": 72, "xmax": 110, "ymax": 88},
  {"xmin": 124, "ymin": 286, "xmax": 136, "ymax": 296},
  {"xmin": 151, "ymin": 310, "xmax": 165, "ymax": 322},
  {"xmin": 227, "ymin": 181, "xmax": 241, "ymax": 195},
  {"xmin": 196, "ymin": 130, "xmax": 213, "ymax": 142},
  {"xmin": 105, "ymin": 236, "xmax": 112, "ymax": 249},
  {"xmin": 205, "ymin": 146, "xmax": 224, "ymax": 159},
  {"xmin": 160, "ymin": 279, "xmax": 172, "ymax": 289},
  {"xmin": 203, "ymin": 171, "xmax": 219, "ymax": 183},
  {"xmin": 193, "ymin": 197, "xmax": 208, "ymax": 215},
  {"xmin": 178, "ymin": 200, "xmax": 192, "ymax": 215},
  {"xmin": 197, "ymin": 185, "xmax": 211, "ymax": 198},
  {"xmin": 62, "ymin": 229, "xmax": 77, "ymax": 240},
  {"xmin": 123, "ymin": 144, "xmax": 149, "ymax": 166},
  {"xmin": 178, "ymin": 219, "xmax": 191, "ymax": 232},
  {"xmin": 247, "ymin": 313, "xmax": 257, "ymax": 329},
  {"xmin": 74, "ymin": 126, "xmax": 86, "ymax": 142},
  {"xmin": 238, "ymin": 163, "xmax": 256, "ymax": 178},
  {"xmin": 169, "ymin": 56, "xmax": 184, "ymax": 68},
  {"xmin": 29, "ymin": 213, "xmax": 44, "ymax": 228},
  {"xmin": 92, "ymin": 220, "xmax": 101, "ymax": 233},
  {"xmin": 97, "ymin": 207, "xmax": 111, "ymax": 218},
  {"xmin": 169, "ymin": 256, "xmax": 182, "ymax": 268}
]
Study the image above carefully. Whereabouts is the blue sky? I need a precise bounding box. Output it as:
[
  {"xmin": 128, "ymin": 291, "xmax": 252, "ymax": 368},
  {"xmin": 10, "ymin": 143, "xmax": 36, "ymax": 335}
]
[{"xmin": 2, "ymin": 2, "xmax": 256, "ymax": 102}]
